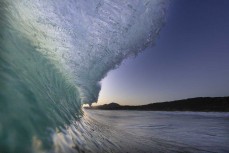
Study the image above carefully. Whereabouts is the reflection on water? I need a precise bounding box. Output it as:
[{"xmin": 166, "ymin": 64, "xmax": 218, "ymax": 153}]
[
  {"xmin": 86, "ymin": 110, "xmax": 229, "ymax": 153},
  {"xmin": 50, "ymin": 111, "xmax": 146, "ymax": 153}
]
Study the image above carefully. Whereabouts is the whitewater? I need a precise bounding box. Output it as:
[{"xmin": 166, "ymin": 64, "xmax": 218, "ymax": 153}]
[{"xmin": 0, "ymin": 0, "xmax": 168, "ymax": 152}]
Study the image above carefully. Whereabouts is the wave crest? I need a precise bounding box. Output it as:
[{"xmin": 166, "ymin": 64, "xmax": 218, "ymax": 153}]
[{"xmin": 7, "ymin": 0, "xmax": 168, "ymax": 104}]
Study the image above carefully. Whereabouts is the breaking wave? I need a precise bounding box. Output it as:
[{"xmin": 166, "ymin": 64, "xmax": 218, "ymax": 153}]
[{"xmin": 0, "ymin": 0, "xmax": 168, "ymax": 152}]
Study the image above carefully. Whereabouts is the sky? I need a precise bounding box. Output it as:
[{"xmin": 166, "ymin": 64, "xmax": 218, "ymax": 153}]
[{"xmin": 96, "ymin": 0, "xmax": 229, "ymax": 106}]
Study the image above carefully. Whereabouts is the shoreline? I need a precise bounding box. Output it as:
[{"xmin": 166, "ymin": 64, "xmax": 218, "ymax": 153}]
[{"xmin": 85, "ymin": 97, "xmax": 229, "ymax": 112}]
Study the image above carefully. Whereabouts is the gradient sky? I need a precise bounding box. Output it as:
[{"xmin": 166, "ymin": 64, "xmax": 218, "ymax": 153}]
[{"xmin": 96, "ymin": 0, "xmax": 229, "ymax": 106}]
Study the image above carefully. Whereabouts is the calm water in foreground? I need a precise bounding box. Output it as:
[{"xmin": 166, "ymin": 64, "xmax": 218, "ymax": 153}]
[{"xmin": 86, "ymin": 110, "xmax": 229, "ymax": 153}]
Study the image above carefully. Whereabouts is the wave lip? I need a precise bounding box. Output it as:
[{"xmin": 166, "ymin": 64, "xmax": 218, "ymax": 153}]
[{"xmin": 6, "ymin": 0, "xmax": 168, "ymax": 104}]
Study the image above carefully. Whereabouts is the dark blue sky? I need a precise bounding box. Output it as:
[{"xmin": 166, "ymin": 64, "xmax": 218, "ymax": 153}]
[{"xmin": 97, "ymin": 0, "xmax": 229, "ymax": 105}]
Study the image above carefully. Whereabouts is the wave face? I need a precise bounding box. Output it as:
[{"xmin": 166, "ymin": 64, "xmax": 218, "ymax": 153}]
[{"xmin": 0, "ymin": 0, "xmax": 168, "ymax": 152}]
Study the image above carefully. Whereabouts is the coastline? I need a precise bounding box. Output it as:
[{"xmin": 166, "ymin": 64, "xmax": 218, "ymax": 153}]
[{"xmin": 85, "ymin": 97, "xmax": 229, "ymax": 112}]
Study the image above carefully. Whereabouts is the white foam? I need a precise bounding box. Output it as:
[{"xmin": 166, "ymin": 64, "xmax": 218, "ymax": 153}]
[{"xmin": 7, "ymin": 0, "xmax": 168, "ymax": 104}]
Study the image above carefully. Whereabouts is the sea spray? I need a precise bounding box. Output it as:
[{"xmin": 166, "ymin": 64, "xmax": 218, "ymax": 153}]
[
  {"xmin": 5, "ymin": 0, "xmax": 168, "ymax": 104},
  {"xmin": 0, "ymin": 0, "xmax": 168, "ymax": 152}
]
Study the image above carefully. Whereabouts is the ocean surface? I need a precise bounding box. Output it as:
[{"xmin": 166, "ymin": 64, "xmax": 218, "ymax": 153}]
[
  {"xmin": 1, "ymin": 0, "xmax": 228, "ymax": 153},
  {"xmin": 86, "ymin": 110, "xmax": 229, "ymax": 153}
]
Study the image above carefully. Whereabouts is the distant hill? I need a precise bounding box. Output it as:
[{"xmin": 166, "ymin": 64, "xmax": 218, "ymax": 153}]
[{"xmin": 84, "ymin": 97, "xmax": 229, "ymax": 112}]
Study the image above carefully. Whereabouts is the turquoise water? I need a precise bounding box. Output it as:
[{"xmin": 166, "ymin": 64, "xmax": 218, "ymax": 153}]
[
  {"xmin": 0, "ymin": 0, "xmax": 168, "ymax": 152},
  {"xmin": 0, "ymin": 5, "xmax": 82, "ymax": 152}
]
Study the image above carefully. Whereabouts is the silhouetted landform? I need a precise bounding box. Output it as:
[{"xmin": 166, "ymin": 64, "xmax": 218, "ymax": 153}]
[{"xmin": 85, "ymin": 97, "xmax": 229, "ymax": 112}]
